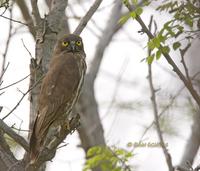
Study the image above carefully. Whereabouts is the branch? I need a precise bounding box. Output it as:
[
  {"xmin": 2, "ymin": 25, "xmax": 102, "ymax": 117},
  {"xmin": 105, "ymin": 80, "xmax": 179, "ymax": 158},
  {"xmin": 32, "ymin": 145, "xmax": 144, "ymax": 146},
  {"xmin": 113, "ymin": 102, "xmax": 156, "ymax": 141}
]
[
  {"xmin": 140, "ymin": 84, "xmax": 184, "ymax": 140},
  {"xmin": 88, "ymin": 1, "xmax": 122, "ymax": 82},
  {"xmin": 0, "ymin": 7, "xmax": 13, "ymax": 84},
  {"xmin": 180, "ymin": 43, "xmax": 192, "ymax": 82},
  {"xmin": 148, "ymin": 62, "xmax": 174, "ymax": 171},
  {"xmin": 176, "ymin": 163, "xmax": 200, "ymax": 171},
  {"xmin": 15, "ymin": 0, "xmax": 36, "ymax": 38},
  {"xmin": 73, "ymin": 0, "xmax": 103, "ymax": 35},
  {"xmin": 0, "ymin": 74, "xmax": 30, "ymax": 91},
  {"xmin": 21, "ymin": 39, "xmax": 34, "ymax": 58},
  {"xmin": 2, "ymin": 75, "xmax": 44, "ymax": 120},
  {"xmin": 147, "ymin": 16, "xmax": 174, "ymax": 171},
  {"xmin": 25, "ymin": 114, "xmax": 80, "ymax": 171},
  {"xmin": 0, "ymin": 119, "xmax": 29, "ymax": 151},
  {"xmin": 123, "ymin": 1, "xmax": 200, "ymax": 108},
  {"xmin": 31, "ymin": 0, "xmax": 42, "ymax": 26},
  {"xmin": 0, "ymin": 63, "xmax": 9, "ymax": 86}
]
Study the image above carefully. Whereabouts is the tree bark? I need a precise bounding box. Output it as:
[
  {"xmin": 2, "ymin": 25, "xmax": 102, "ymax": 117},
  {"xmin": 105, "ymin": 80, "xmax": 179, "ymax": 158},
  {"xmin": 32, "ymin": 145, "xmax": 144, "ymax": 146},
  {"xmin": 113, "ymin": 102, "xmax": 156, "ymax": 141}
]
[
  {"xmin": 180, "ymin": 39, "xmax": 200, "ymax": 167},
  {"xmin": 180, "ymin": 111, "xmax": 200, "ymax": 167}
]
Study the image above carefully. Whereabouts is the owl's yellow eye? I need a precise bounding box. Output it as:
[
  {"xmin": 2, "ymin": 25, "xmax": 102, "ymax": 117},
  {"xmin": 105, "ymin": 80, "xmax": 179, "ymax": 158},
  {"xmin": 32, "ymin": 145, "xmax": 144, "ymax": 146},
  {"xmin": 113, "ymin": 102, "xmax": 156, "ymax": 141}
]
[
  {"xmin": 76, "ymin": 41, "xmax": 82, "ymax": 46},
  {"xmin": 62, "ymin": 41, "xmax": 68, "ymax": 47}
]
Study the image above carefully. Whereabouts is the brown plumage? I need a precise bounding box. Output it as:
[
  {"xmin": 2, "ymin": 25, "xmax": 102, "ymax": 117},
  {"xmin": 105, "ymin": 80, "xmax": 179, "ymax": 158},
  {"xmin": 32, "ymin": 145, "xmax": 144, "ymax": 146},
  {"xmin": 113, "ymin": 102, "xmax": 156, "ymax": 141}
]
[{"xmin": 29, "ymin": 34, "xmax": 86, "ymax": 163}]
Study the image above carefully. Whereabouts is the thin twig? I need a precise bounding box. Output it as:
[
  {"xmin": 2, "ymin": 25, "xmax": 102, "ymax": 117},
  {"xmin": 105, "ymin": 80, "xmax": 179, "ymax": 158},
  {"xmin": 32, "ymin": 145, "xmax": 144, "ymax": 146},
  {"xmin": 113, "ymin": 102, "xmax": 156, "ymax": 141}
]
[
  {"xmin": 148, "ymin": 55, "xmax": 174, "ymax": 171},
  {"xmin": 0, "ymin": 74, "xmax": 30, "ymax": 91},
  {"xmin": 73, "ymin": 0, "xmax": 103, "ymax": 35},
  {"xmin": 0, "ymin": 6, "xmax": 13, "ymax": 84},
  {"xmin": 11, "ymin": 125, "xmax": 30, "ymax": 132},
  {"xmin": 104, "ymin": 58, "xmax": 129, "ymax": 137},
  {"xmin": 147, "ymin": 16, "xmax": 174, "ymax": 171},
  {"xmin": 0, "ymin": 119, "xmax": 29, "ymax": 151},
  {"xmin": 140, "ymin": 68, "xmax": 200, "ymax": 140},
  {"xmin": 2, "ymin": 75, "xmax": 44, "ymax": 120},
  {"xmin": 104, "ymin": 58, "xmax": 129, "ymax": 117},
  {"xmin": 180, "ymin": 43, "xmax": 192, "ymax": 82},
  {"xmin": 0, "ymin": 15, "xmax": 29, "ymax": 26},
  {"xmin": 21, "ymin": 39, "xmax": 34, "ymax": 58},
  {"xmin": 140, "ymin": 85, "xmax": 184, "ymax": 140},
  {"xmin": 0, "ymin": 62, "xmax": 9, "ymax": 86},
  {"xmin": 68, "ymin": 5, "xmax": 100, "ymax": 37}
]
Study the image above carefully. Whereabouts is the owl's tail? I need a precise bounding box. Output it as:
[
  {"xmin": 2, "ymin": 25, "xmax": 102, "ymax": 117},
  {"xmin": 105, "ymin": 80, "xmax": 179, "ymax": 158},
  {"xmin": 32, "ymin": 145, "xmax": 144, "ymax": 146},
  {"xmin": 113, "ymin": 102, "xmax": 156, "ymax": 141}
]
[{"xmin": 29, "ymin": 128, "xmax": 40, "ymax": 164}]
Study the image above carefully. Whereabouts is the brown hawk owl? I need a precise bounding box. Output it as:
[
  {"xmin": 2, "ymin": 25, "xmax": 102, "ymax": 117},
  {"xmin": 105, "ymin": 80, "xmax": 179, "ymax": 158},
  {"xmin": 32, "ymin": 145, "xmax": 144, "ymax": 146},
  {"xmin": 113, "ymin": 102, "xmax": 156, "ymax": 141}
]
[{"xmin": 29, "ymin": 34, "xmax": 86, "ymax": 163}]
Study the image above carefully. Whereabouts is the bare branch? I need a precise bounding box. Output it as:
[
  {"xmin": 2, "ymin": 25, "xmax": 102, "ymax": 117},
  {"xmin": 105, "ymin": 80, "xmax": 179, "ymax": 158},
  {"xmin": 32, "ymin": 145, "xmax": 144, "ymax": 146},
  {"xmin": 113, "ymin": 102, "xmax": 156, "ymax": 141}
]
[
  {"xmin": 0, "ymin": 15, "xmax": 29, "ymax": 26},
  {"xmin": 0, "ymin": 119, "xmax": 29, "ymax": 151},
  {"xmin": 0, "ymin": 7, "xmax": 13, "ymax": 84},
  {"xmin": 148, "ymin": 58, "xmax": 174, "ymax": 171},
  {"xmin": 15, "ymin": 0, "xmax": 36, "ymax": 38},
  {"xmin": 147, "ymin": 16, "xmax": 174, "ymax": 171},
  {"xmin": 21, "ymin": 39, "xmax": 34, "ymax": 58},
  {"xmin": 140, "ymin": 85, "xmax": 184, "ymax": 140},
  {"xmin": 73, "ymin": 0, "xmax": 103, "ymax": 35},
  {"xmin": 2, "ymin": 75, "xmax": 44, "ymax": 120},
  {"xmin": 0, "ymin": 74, "xmax": 30, "ymax": 91},
  {"xmin": 88, "ymin": 1, "xmax": 122, "ymax": 82},
  {"xmin": 31, "ymin": 0, "xmax": 41, "ymax": 26},
  {"xmin": 180, "ymin": 43, "xmax": 192, "ymax": 82},
  {"xmin": 0, "ymin": 63, "xmax": 9, "ymax": 86}
]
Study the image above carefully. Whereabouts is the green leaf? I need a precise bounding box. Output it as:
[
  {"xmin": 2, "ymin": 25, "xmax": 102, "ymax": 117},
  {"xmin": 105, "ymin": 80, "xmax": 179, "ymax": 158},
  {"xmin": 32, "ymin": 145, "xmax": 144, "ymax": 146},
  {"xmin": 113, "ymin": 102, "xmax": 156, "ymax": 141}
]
[
  {"xmin": 135, "ymin": 7, "xmax": 143, "ymax": 16},
  {"xmin": 164, "ymin": 21, "xmax": 172, "ymax": 29},
  {"xmin": 127, "ymin": 142, "xmax": 133, "ymax": 147},
  {"xmin": 158, "ymin": 33, "xmax": 166, "ymax": 43},
  {"xmin": 152, "ymin": 37, "xmax": 160, "ymax": 48},
  {"xmin": 123, "ymin": 0, "xmax": 129, "ymax": 6},
  {"xmin": 147, "ymin": 55, "xmax": 155, "ymax": 64},
  {"xmin": 161, "ymin": 46, "xmax": 170, "ymax": 54},
  {"xmin": 173, "ymin": 42, "xmax": 181, "ymax": 50},
  {"xmin": 125, "ymin": 152, "xmax": 133, "ymax": 158},
  {"xmin": 165, "ymin": 27, "xmax": 175, "ymax": 36},
  {"xmin": 147, "ymin": 40, "xmax": 155, "ymax": 50},
  {"xmin": 87, "ymin": 146, "xmax": 101, "ymax": 157},
  {"xmin": 185, "ymin": 17, "xmax": 193, "ymax": 27},
  {"xmin": 115, "ymin": 149, "xmax": 126, "ymax": 156},
  {"xmin": 130, "ymin": 11, "xmax": 136, "ymax": 19},
  {"xmin": 131, "ymin": 0, "xmax": 138, "ymax": 5},
  {"xmin": 118, "ymin": 14, "xmax": 130, "ymax": 25},
  {"xmin": 156, "ymin": 50, "xmax": 162, "ymax": 60},
  {"xmin": 147, "ymin": 37, "xmax": 160, "ymax": 50}
]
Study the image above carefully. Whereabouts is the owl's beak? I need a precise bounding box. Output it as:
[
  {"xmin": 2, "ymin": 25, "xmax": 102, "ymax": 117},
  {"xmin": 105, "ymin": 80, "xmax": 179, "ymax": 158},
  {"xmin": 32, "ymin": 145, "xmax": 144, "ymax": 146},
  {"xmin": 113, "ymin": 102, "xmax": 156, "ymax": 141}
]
[{"xmin": 70, "ymin": 41, "xmax": 76, "ymax": 52}]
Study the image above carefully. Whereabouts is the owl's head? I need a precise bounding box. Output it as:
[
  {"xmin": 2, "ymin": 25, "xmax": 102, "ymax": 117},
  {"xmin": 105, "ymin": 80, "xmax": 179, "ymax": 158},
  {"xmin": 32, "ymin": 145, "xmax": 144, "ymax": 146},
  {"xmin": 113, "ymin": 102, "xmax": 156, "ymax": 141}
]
[{"xmin": 55, "ymin": 34, "xmax": 85, "ymax": 54}]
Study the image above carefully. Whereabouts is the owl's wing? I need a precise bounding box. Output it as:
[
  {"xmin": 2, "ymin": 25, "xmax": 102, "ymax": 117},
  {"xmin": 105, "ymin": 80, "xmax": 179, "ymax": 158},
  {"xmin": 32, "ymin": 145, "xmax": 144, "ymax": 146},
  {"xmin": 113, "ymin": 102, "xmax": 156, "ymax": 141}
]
[{"xmin": 30, "ymin": 52, "xmax": 84, "ymax": 160}]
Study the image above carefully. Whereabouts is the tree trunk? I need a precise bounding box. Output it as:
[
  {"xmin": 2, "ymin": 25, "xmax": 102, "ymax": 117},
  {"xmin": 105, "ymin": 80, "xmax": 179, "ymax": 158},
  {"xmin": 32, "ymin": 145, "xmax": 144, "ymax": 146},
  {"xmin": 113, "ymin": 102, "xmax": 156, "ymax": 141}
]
[{"xmin": 76, "ymin": 0, "xmax": 122, "ymax": 157}]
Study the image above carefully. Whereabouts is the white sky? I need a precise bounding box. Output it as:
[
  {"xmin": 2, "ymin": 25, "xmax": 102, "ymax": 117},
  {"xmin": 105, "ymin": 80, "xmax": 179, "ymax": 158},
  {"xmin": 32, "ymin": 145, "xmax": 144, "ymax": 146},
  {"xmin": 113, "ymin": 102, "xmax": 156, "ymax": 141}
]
[{"xmin": 0, "ymin": 0, "xmax": 199, "ymax": 171}]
